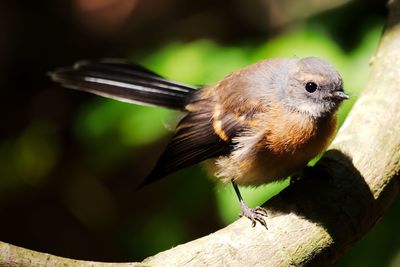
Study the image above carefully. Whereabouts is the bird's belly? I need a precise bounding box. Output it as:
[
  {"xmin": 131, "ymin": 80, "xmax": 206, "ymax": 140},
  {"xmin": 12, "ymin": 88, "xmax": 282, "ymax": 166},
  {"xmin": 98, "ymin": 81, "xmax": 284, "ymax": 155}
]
[
  {"xmin": 213, "ymin": 116, "xmax": 337, "ymax": 186},
  {"xmin": 232, "ymin": 149, "xmax": 315, "ymax": 185},
  {"xmin": 213, "ymin": 143, "xmax": 323, "ymax": 186}
]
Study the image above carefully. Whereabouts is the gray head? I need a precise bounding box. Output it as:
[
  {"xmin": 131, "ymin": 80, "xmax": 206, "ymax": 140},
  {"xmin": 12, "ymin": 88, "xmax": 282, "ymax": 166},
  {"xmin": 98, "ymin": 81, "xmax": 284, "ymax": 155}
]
[
  {"xmin": 282, "ymin": 57, "xmax": 348, "ymax": 118},
  {"xmin": 216, "ymin": 56, "xmax": 347, "ymax": 119}
]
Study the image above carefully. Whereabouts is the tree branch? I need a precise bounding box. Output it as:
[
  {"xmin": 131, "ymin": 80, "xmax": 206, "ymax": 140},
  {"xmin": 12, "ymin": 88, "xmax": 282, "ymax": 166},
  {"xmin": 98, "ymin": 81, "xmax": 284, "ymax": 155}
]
[{"xmin": 2, "ymin": 1, "xmax": 400, "ymax": 266}]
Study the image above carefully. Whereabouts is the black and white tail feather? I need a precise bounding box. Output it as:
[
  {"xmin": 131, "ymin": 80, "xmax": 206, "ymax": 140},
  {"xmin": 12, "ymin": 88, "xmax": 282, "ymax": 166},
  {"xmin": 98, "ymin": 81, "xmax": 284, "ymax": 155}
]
[
  {"xmin": 50, "ymin": 59, "xmax": 234, "ymax": 188},
  {"xmin": 50, "ymin": 59, "xmax": 197, "ymax": 110}
]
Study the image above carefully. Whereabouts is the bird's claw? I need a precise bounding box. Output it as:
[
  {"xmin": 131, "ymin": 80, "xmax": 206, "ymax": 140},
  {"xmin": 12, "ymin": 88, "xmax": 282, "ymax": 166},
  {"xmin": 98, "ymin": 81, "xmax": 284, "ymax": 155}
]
[{"xmin": 239, "ymin": 204, "xmax": 268, "ymax": 229}]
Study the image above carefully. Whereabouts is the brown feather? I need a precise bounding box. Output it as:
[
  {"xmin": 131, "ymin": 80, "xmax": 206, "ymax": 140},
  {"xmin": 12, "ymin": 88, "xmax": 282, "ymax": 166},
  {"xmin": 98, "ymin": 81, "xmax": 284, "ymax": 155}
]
[{"xmin": 214, "ymin": 103, "xmax": 337, "ymax": 186}]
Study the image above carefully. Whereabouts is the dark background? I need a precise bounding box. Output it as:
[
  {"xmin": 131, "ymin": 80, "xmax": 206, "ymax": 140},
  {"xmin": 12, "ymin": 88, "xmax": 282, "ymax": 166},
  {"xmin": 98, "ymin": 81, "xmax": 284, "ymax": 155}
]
[{"xmin": 0, "ymin": 0, "xmax": 399, "ymax": 265}]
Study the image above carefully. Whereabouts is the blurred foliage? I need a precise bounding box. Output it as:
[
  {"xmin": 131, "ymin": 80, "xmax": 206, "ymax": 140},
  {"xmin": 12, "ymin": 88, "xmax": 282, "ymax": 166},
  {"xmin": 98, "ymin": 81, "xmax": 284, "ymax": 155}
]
[
  {"xmin": 75, "ymin": 100, "xmax": 172, "ymax": 147},
  {"xmin": 0, "ymin": 122, "xmax": 60, "ymax": 189},
  {"xmin": 0, "ymin": 0, "xmax": 398, "ymax": 265}
]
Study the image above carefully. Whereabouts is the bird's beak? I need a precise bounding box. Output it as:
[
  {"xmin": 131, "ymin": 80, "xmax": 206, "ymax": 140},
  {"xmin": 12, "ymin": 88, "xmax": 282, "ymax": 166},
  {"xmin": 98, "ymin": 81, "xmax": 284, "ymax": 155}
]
[{"xmin": 332, "ymin": 91, "xmax": 349, "ymax": 100}]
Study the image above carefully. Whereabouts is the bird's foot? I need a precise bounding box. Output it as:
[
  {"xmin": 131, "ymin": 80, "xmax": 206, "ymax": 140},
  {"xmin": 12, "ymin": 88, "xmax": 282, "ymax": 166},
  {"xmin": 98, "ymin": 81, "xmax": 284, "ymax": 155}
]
[{"xmin": 239, "ymin": 201, "xmax": 268, "ymax": 229}]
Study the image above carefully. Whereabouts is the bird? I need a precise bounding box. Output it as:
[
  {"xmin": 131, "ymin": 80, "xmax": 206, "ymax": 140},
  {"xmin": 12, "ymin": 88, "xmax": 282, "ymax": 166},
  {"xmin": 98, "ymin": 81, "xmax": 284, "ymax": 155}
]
[{"xmin": 50, "ymin": 57, "xmax": 348, "ymax": 228}]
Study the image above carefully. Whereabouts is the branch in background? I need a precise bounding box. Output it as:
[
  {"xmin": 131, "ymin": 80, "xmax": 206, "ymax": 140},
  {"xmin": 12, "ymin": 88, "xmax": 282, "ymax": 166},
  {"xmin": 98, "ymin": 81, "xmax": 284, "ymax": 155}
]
[{"xmin": 1, "ymin": 0, "xmax": 400, "ymax": 266}]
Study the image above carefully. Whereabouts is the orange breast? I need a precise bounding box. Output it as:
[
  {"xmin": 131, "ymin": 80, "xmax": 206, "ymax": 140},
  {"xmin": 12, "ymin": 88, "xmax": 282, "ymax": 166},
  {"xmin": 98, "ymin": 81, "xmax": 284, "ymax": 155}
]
[
  {"xmin": 232, "ymin": 107, "xmax": 337, "ymax": 186},
  {"xmin": 263, "ymin": 107, "xmax": 337, "ymax": 156}
]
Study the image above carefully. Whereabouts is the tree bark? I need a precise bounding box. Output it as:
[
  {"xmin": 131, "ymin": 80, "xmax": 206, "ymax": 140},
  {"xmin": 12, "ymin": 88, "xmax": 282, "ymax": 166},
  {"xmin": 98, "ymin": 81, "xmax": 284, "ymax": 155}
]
[{"xmin": 2, "ymin": 1, "xmax": 400, "ymax": 266}]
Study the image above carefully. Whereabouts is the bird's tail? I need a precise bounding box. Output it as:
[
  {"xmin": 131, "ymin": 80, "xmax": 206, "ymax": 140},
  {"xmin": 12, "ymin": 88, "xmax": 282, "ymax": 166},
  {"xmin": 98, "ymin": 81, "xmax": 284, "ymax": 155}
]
[{"xmin": 49, "ymin": 59, "xmax": 197, "ymax": 110}]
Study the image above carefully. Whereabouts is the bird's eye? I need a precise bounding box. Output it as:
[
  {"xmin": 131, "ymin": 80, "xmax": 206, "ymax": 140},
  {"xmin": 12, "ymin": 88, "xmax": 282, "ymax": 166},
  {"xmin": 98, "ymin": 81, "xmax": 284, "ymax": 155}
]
[{"xmin": 305, "ymin": 82, "xmax": 318, "ymax": 93}]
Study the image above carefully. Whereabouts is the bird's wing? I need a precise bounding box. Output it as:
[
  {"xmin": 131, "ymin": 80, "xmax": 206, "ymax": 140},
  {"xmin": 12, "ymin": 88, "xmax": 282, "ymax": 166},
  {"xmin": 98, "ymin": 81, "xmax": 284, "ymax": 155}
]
[{"xmin": 140, "ymin": 97, "xmax": 247, "ymax": 187}]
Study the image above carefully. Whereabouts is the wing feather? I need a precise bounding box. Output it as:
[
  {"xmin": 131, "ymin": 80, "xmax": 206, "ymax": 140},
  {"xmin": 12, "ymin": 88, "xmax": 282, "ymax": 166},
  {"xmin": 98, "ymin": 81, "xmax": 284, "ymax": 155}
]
[{"xmin": 139, "ymin": 97, "xmax": 246, "ymax": 187}]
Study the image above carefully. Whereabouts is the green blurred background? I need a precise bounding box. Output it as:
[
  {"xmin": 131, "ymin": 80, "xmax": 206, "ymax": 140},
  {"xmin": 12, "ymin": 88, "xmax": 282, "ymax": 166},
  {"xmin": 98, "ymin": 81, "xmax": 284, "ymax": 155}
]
[{"xmin": 0, "ymin": 0, "xmax": 399, "ymax": 265}]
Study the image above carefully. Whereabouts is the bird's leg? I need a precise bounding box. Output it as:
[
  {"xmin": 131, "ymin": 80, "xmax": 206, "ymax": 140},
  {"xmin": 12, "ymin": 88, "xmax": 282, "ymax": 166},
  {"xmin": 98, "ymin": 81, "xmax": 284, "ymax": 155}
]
[{"xmin": 231, "ymin": 180, "xmax": 268, "ymax": 229}]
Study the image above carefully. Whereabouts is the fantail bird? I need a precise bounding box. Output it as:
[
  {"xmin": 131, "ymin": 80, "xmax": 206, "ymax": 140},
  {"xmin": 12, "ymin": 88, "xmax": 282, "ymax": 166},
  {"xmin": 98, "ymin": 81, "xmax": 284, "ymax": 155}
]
[{"xmin": 50, "ymin": 57, "xmax": 348, "ymax": 228}]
